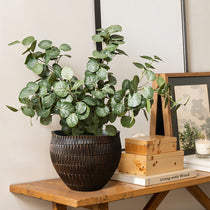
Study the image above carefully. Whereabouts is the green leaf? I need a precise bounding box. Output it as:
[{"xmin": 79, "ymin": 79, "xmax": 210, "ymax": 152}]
[
  {"xmin": 109, "ymin": 112, "xmax": 117, "ymax": 123},
  {"xmin": 121, "ymin": 116, "xmax": 135, "ymax": 128},
  {"xmin": 156, "ymin": 76, "xmax": 165, "ymax": 87},
  {"xmin": 19, "ymin": 87, "xmax": 31, "ymax": 99},
  {"xmin": 84, "ymin": 74, "xmax": 97, "ymax": 88},
  {"xmin": 32, "ymin": 63, "xmax": 43, "ymax": 74},
  {"xmin": 96, "ymin": 68, "xmax": 108, "ymax": 80},
  {"xmin": 122, "ymin": 79, "xmax": 130, "ymax": 91},
  {"xmin": 71, "ymin": 80, "xmax": 84, "ymax": 90},
  {"xmin": 115, "ymin": 49, "xmax": 128, "ymax": 56},
  {"xmin": 92, "ymin": 50, "xmax": 108, "ymax": 59},
  {"xmin": 60, "ymin": 95, "xmax": 73, "ymax": 103},
  {"xmin": 6, "ymin": 105, "xmax": 19, "ymax": 112},
  {"xmin": 38, "ymin": 40, "xmax": 52, "ymax": 49},
  {"xmin": 143, "ymin": 109, "xmax": 148, "ymax": 121},
  {"xmin": 110, "ymin": 34, "xmax": 124, "ymax": 41},
  {"xmin": 133, "ymin": 62, "xmax": 144, "ymax": 69},
  {"xmin": 113, "ymin": 103, "xmax": 125, "ymax": 115},
  {"xmin": 108, "ymin": 74, "xmax": 117, "ymax": 85},
  {"xmin": 52, "ymin": 63, "xmax": 62, "ymax": 78},
  {"xmin": 59, "ymin": 102, "xmax": 75, "ymax": 118},
  {"xmin": 105, "ymin": 125, "xmax": 117, "ymax": 136},
  {"xmin": 48, "ymin": 72, "xmax": 56, "ymax": 85},
  {"xmin": 21, "ymin": 106, "xmax": 35, "ymax": 117},
  {"xmin": 145, "ymin": 70, "xmax": 156, "ymax": 81},
  {"xmin": 131, "ymin": 75, "xmax": 139, "ymax": 92},
  {"xmin": 46, "ymin": 46, "xmax": 60, "ymax": 59},
  {"xmin": 92, "ymin": 34, "xmax": 103, "ymax": 42},
  {"xmin": 66, "ymin": 113, "xmax": 78, "ymax": 127},
  {"xmin": 106, "ymin": 25, "xmax": 122, "ymax": 34},
  {"xmin": 83, "ymin": 96, "xmax": 96, "ymax": 106},
  {"xmin": 142, "ymin": 86, "xmax": 154, "ymax": 99},
  {"xmin": 146, "ymin": 99, "xmax": 151, "ymax": 113},
  {"xmin": 54, "ymin": 81, "xmax": 69, "ymax": 97},
  {"xmin": 106, "ymin": 43, "xmax": 118, "ymax": 52},
  {"xmin": 102, "ymin": 86, "xmax": 115, "ymax": 95},
  {"xmin": 27, "ymin": 58, "xmax": 38, "ymax": 70},
  {"xmin": 95, "ymin": 106, "xmax": 109, "ymax": 117},
  {"xmin": 42, "ymin": 93, "xmax": 55, "ymax": 108},
  {"xmin": 145, "ymin": 63, "xmax": 155, "ymax": 69},
  {"xmin": 76, "ymin": 102, "xmax": 87, "ymax": 114},
  {"xmin": 37, "ymin": 109, "xmax": 50, "ymax": 118},
  {"xmin": 77, "ymin": 106, "xmax": 90, "ymax": 120},
  {"xmin": 154, "ymin": 55, "xmax": 162, "ymax": 61},
  {"xmin": 26, "ymin": 82, "xmax": 39, "ymax": 93},
  {"xmin": 87, "ymin": 59, "xmax": 99, "ymax": 73},
  {"xmin": 91, "ymin": 90, "xmax": 106, "ymax": 99},
  {"xmin": 128, "ymin": 92, "xmax": 141, "ymax": 107},
  {"xmin": 60, "ymin": 43, "xmax": 71, "ymax": 51},
  {"xmin": 22, "ymin": 36, "xmax": 35, "ymax": 46},
  {"xmin": 8, "ymin": 40, "xmax": 20, "ymax": 46},
  {"xmin": 114, "ymin": 90, "xmax": 124, "ymax": 103},
  {"xmin": 30, "ymin": 40, "xmax": 37, "ymax": 52},
  {"xmin": 140, "ymin": 55, "xmax": 153, "ymax": 61},
  {"xmin": 40, "ymin": 115, "xmax": 52, "ymax": 125},
  {"xmin": 61, "ymin": 67, "xmax": 74, "ymax": 80}
]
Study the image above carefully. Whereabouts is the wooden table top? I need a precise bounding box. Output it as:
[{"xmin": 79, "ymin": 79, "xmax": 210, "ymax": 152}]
[{"xmin": 10, "ymin": 171, "xmax": 210, "ymax": 208}]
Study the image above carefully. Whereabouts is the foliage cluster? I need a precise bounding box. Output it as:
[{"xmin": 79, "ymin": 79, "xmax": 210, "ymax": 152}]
[{"xmin": 7, "ymin": 25, "xmax": 179, "ymax": 136}]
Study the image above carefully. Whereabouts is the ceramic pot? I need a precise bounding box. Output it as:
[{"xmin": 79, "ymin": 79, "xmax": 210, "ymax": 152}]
[{"xmin": 50, "ymin": 130, "xmax": 121, "ymax": 191}]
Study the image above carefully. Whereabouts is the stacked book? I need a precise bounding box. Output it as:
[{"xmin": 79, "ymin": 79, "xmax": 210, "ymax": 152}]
[
  {"xmin": 112, "ymin": 135, "xmax": 197, "ymax": 186},
  {"xmin": 184, "ymin": 154, "xmax": 210, "ymax": 172}
]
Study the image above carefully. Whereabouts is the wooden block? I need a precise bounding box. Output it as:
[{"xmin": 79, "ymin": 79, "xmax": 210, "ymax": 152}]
[
  {"xmin": 118, "ymin": 151, "xmax": 184, "ymax": 176},
  {"xmin": 125, "ymin": 135, "xmax": 177, "ymax": 155}
]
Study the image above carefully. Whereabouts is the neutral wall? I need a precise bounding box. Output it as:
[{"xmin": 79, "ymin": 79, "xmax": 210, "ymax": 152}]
[{"xmin": 0, "ymin": 0, "xmax": 209, "ymax": 210}]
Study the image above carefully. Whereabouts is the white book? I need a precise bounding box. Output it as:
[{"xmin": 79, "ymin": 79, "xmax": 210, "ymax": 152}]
[
  {"xmin": 111, "ymin": 168, "xmax": 197, "ymax": 186},
  {"xmin": 184, "ymin": 154, "xmax": 210, "ymax": 167},
  {"xmin": 184, "ymin": 163, "xmax": 210, "ymax": 172}
]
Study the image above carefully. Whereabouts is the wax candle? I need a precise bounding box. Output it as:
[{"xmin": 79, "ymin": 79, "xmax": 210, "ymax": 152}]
[{"xmin": 195, "ymin": 139, "xmax": 210, "ymax": 158}]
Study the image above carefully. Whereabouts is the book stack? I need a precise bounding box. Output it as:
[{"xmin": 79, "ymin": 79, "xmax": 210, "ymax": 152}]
[
  {"xmin": 184, "ymin": 154, "xmax": 210, "ymax": 172},
  {"xmin": 112, "ymin": 135, "xmax": 197, "ymax": 186}
]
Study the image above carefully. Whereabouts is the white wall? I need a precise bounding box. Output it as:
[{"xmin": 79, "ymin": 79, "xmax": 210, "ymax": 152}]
[{"xmin": 0, "ymin": 0, "xmax": 209, "ymax": 210}]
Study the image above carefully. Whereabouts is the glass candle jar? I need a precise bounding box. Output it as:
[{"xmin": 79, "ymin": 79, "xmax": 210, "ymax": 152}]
[{"xmin": 195, "ymin": 139, "xmax": 210, "ymax": 158}]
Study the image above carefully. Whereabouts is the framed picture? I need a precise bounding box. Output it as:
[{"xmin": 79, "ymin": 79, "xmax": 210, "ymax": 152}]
[{"xmin": 150, "ymin": 72, "xmax": 210, "ymax": 154}]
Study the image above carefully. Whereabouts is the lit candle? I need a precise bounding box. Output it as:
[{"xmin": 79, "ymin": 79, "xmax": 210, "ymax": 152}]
[{"xmin": 195, "ymin": 139, "xmax": 210, "ymax": 158}]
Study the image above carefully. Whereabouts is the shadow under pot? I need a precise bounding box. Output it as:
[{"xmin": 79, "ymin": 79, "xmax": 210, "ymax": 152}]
[{"xmin": 50, "ymin": 130, "xmax": 122, "ymax": 191}]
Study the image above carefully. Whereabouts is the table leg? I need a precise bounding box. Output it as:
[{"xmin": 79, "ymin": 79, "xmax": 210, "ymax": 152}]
[
  {"xmin": 85, "ymin": 203, "xmax": 109, "ymax": 210},
  {"xmin": 143, "ymin": 191, "xmax": 169, "ymax": 210},
  {"xmin": 186, "ymin": 185, "xmax": 210, "ymax": 209},
  {"xmin": 52, "ymin": 202, "xmax": 67, "ymax": 210}
]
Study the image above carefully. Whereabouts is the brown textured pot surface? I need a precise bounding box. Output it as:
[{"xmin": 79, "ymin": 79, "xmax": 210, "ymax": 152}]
[{"xmin": 50, "ymin": 130, "xmax": 121, "ymax": 191}]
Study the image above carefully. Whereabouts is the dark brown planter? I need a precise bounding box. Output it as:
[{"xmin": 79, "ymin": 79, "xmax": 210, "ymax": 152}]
[{"xmin": 50, "ymin": 130, "xmax": 121, "ymax": 191}]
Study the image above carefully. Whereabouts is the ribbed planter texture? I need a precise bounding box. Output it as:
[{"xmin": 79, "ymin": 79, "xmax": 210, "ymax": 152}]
[{"xmin": 50, "ymin": 130, "xmax": 121, "ymax": 191}]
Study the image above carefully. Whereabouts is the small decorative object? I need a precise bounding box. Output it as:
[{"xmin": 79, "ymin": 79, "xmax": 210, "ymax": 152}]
[
  {"xmin": 7, "ymin": 25, "xmax": 182, "ymax": 191},
  {"xmin": 178, "ymin": 123, "xmax": 205, "ymax": 155},
  {"xmin": 195, "ymin": 139, "xmax": 210, "ymax": 158}
]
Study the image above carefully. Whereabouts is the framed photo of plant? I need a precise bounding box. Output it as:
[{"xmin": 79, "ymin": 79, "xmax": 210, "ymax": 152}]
[{"xmin": 150, "ymin": 72, "xmax": 210, "ymax": 155}]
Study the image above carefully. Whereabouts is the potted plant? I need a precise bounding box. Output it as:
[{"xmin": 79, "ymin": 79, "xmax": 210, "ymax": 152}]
[{"xmin": 7, "ymin": 25, "xmax": 180, "ymax": 191}]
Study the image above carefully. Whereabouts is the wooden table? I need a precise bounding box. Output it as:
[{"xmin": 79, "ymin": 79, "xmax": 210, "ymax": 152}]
[{"xmin": 10, "ymin": 171, "xmax": 210, "ymax": 210}]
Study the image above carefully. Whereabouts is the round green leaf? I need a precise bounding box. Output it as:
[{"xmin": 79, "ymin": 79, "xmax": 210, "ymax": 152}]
[
  {"xmin": 92, "ymin": 34, "xmax": 103, "ymax": 42},
  {"xmin": 42, "ymin": 93, "xmax": 55, "ymax": 108},
  {"xmin": 37, "ymin": 109, "xmax": 50, "ymax": 118},
  {"xmin": 21, "ymin": 106, "xmax": 35, "ymax": 117},
  {"xmin": 60, "ymin": 95, "xmax": 73, "ymax": 103},
  {"xmin": 91, "ymin": 90, "xmax": 106, "ymax": 99},
  {"xmin": 142, "ymin": 86, "xmax": 154, "ymax": 99},
  {"xmin": 61, "ymin": 67, "xmax": 74, "ymax": 80},
  {"xmin": 83, "ymin": 97, "xmax": 96, "ymax": 106},
  {"xmin": 26, "ymin": 82, "xmax": 39, "ymax": 93},
  {"xmin": 40, "ymin": 115, "xmax": 52, "ymax": 125},
  {"xmin": 109, "ymin": 112, "xmax": 117, "ymax": 123},
  {"xmin": 76, "ymin": 102, "xmax": 87, "ymax": 114},
  {"xmin": 95, "ymin": 106, "xmax": 109, "ymax": 117},
  {"xmin": 60, "ymin": 44, "xmax": 71, "ymax": 51},
  {"xmin": 102, "ymin": 86, "xmax": 115, "ymax": 95},
  {"xmin": 38, "ymin": 40, "xmax": 52, "ymax": 49},
  {"xmin": 114, "ymin": 90, "xmax": 124, "ymax": 103},
  {"xmin": 108, "ymin": 75, "xmax": 117, "ymax": 85},
  {"xmin": 22, "ymin": 36, "xmax": 35, "ymax": 46},
  {"xmin": 32, "ymin": 63, "xmax": 43, "ymax": 74},
  {"xmin": 92, "ymin": 50, "xmax": 108, "ymax": 59},
  {"xmin": 106, "ymin": 43, "xmax": 118, "ymax": 52},
  {"xmin": 46, "ymin": 46, "xmax": 60, "ymax": 59},
  {"xmin": 105, "ymin": 125, "xmax": 117, "ymax": 136},
  {"xmin": 27, "ymin": 58, "xmax": 38, "ymax": 70},
  {"xmin": 39, "ymin": 85, "xmax": 48, "ymax": 97},
  {"xmin": 71, "ymin": 80, "xmax": 84, "ymax": 90},
  {"xmin": 53, "ymin": 81, "xmax": 69, "ymax": 97},
  {"xmin": 145, "ymin": 70, "xmax": 156, "ymax": 81},
  {"xmin": 53, "ymin": 63, "xmax": 62, "ymax": 78},
  {"xmin": 59, "ymin": 102, "xmax": 75, "ymax": 118},
  {"xmin": 113, "ymin": 103, "xmax": 125, "ymax": 115},
  {"xmin": 77, "ymin": 106, "xmax": 90, "ymax": 120},
  {"xmin": 106, "ymin": 25, "xmax": 122, "ymax": 34},
  {"xmin": 128, "ymin": 92, "xmax": 142, "ymax": 107},
  {"xmin": 96, "ymin": 68, "xmax": 108, "ymax": 80},
  {"xmin": 122, "ymin": 79, "xmax": 130, "ymax": 91},
  {"xmin": 66, "ymin": 113, "xmax": 78, "ymax": 128},
  {"xmin": 110, "ymin": 97, "xmax": 117, "ymax": 107},
  {"xmin": 87, "ymin": 59, "xmax": 99, "ymax": 73},
  {"xmin": 84, "ymin": 74, "xmax": 97, "ymax": 87},
  {"xmin": 121, "ymin": 116, "xmax": 135, "ymax": 128}
]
